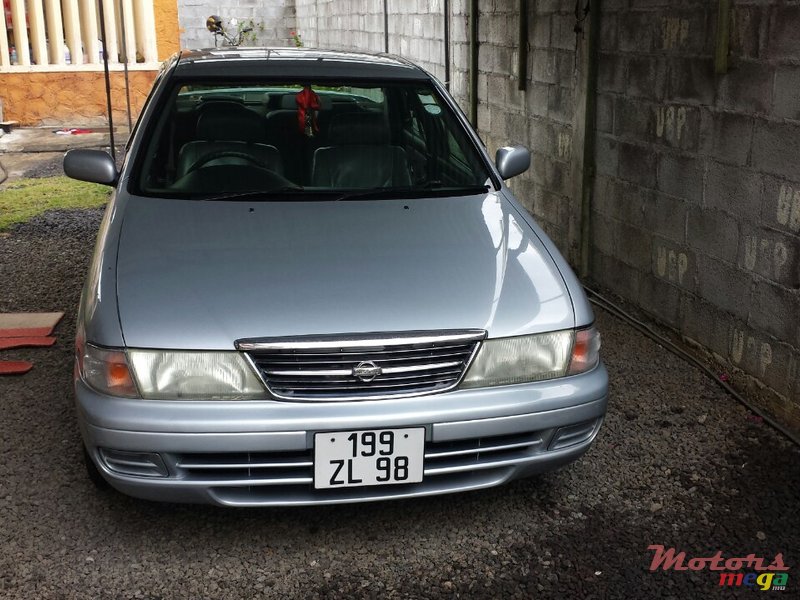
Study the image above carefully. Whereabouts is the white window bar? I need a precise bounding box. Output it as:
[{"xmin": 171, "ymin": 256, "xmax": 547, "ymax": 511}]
[
  {"xmin": 9, "ymin": 0, "xmax": 30, "ymax": 65},
  {"xmin": 78, "ymin": 0, "xmax": 99, "ymax": 64},
  {"xmin": 44, "ymin": 0, "xmax": 65, "ymax": 65},
  {"xmin": 26, "ymin": 0, "xmax": 48, "ymax": 66},
  {"xmin": 132, "ymin": 0, "xmax": 156, "ymax": 63},
  {"xmin": 0, "ymin": 7, "xmax": 10, "ymax": 68},
  {"xmin": 100, "ymin": 0, "xmax": 120, "ymax": 64},
  {"xmin": 118, "ymin": 0, "xmax": 136, "ymax": 64},
  {"xmin": 61, "ymin": 0, "xmax": 82, "ymax": 64}
]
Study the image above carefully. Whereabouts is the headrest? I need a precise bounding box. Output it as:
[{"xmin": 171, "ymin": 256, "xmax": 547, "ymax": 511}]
[
  {"xmin": 279, "ymin": 93, "xmax": 332, "ymax": 110},
  {"xmin": 196, "ymin": 101, "xmax": 265, "ymax": 142},
  {"xmin": 327, "ymin": 112, "xmax": 390, "ymax": 145}
]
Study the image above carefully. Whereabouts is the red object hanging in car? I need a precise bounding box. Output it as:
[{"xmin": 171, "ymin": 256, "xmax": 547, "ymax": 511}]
[{"xmin": 296, "ymin": 85, "xmax": 320, "ymax": 137}]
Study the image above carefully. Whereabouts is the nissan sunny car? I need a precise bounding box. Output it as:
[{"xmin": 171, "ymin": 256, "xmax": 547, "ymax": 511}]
[{"xmin": 64, "ymin": 48, "xmax": 608, "ymax": 506}]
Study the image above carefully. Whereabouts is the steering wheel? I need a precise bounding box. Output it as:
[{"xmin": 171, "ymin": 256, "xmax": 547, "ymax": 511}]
[{"xmin": 187, "ymin": 150, "xmax": 269, "ymax": 174}]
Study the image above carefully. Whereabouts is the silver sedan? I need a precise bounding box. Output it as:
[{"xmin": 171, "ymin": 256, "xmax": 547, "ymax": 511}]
[{"xmin": 65, "ymin": 48, "xmax": 608, "ymax": 506}]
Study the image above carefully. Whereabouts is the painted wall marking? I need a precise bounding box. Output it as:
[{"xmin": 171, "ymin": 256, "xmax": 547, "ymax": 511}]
[
  {"xmin": 656, "ymin": 106, "xmax": 687, "ymax": 144},
  {"xmin": 777, "ymin": 184, "xmax": 800, "ymax": 232},
  {"xmin": 731, "ymin": 329, "xmax": 773, "ymax": 377},
  {"xmin": 662, "ymin": 17, "xmax": 689, "ymax": 50},
  {"xmin": 656, "ymin": 246, "xmax": 688, "ymax": 285},
  {"xmin": 743, "ymin": 236, "xmax": 789, "ymax": 279},
  {"xmin": 557, "ymin": 132, "xmax": 571, "ymax": 160}
]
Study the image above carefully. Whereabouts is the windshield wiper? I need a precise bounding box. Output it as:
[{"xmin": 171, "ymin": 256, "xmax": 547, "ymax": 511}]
[
  {"xmin": 333, "ymin": 184, "xmax": 490, "ymax": 202},
  {"xmin": 197, "ymin": 186, "xmax": 308, "ymax": 201}
]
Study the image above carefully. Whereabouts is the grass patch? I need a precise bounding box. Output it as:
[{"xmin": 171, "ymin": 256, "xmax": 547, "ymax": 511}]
[{"xmin": 0, "ymin": 176, "xmax": 111, "ymax": 231}]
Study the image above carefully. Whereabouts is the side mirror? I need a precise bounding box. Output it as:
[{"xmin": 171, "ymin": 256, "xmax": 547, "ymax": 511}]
[
  {"xmin": 63, "ymin": 149, "xmax": 118, "ymax": 186},
  {"xmin": 495, "ymin": 145, "xmax": 530, "ymax": 180}
]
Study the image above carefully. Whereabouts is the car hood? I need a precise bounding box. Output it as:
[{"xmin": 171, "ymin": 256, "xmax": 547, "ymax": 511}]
[{"xmin": 116, "ymin": 192, "xmax": 575, "ymax": 349}]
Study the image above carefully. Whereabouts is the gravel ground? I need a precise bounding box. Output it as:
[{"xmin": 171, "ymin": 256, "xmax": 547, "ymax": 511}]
[{"xmin": 0, "ymin": 208, "xmax": 798, "ymax": 599}]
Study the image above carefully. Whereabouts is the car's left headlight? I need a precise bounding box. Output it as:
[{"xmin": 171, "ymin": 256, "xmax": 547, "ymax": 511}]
[
  {"xmin": 460, "ymin": 326, "xmax": 600, "ymax": 389},
  {"xmin": 127, "ymin": 350, "xmax": 266, "ymax": 400}
]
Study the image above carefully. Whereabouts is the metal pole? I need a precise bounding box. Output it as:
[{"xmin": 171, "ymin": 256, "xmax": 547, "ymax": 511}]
[
  {"xmin": 443, "ymin": 0, "xmax": 450, "ymax": 90},
  {"xmin": 518, "ymin": 0, "xmax": 528, "ymax": 91},
  {"xmin": 383, "ymin": 0, "xmax": 389, "ymax": 53},
  {"xmin": 118, "ymin": 0, "xmax": 133, "ymax": 130},
  {"xmin": 469, "ymin": 0, "xmax": 479, "ymax": 127},
  {"xmin": 97, "ymin": 0, "xmax": 116, "ymax": 161}
]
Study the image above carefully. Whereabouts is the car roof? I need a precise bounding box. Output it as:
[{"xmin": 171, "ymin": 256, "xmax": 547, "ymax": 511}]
[{"xmin": 174, "ymin": 48, "xmax": 432, "ymax": 81}]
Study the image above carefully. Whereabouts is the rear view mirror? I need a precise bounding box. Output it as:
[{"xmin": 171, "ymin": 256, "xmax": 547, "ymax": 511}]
[
  {"xmin": 63, "ymin": 149, "xmax": 118, "ymax": 186},
  {"xmin": 495, "ymin": 145, "xmax": 530, "ymax": 180}
]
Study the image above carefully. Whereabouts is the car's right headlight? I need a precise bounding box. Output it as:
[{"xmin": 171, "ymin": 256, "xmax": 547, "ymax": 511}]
[{"xmin": 460, "ymin": 326, "xmax": 600, "ymax": 389}]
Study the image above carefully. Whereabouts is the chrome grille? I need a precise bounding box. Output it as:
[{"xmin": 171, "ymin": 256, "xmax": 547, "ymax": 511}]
[
  {"xmin": 237, "ymin": 330, "xmax": 485, "ymax": 401},
  {"xmin": 171, "ymin": 429, "xmax": 548, "ymax": 495}
]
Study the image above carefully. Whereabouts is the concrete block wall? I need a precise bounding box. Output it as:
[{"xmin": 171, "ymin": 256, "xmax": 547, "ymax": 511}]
[
  {"xmin": 295, "ymin": 0, "xmax": 385, "ymax": 53},
  {"xmin": 594, "ymin": 0, "xmax": 800, "ymax": 424},
  {"xmin": 178, "ymin": 0, "xmax": 297, "ymax": 49}
]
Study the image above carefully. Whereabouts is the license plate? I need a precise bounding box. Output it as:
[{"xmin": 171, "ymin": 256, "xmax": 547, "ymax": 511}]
[{"xmin": 314, "ymin": 428, "xmax": 425, "ymax": 489}]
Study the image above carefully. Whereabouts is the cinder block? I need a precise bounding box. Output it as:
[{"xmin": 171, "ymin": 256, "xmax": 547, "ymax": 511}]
[
  {"xmin": 638, "ymin": 274, "xmax": 682, "ymax": 328},
  {"xmin": 530, "ymin": 49, "xmax": 557, "ymax": 84},
  {"xmin": 748, "ymin": 282, "xmax": 800, "ymax": 347},
  {"xmin": 773, "ymin": 67, "xmax": 800, "ymax": 121},
  {"xmin": 667, "ymin": 58, "xmax": 716, "ymax": 106},
  {"xmin": 698, "ymin": 110, "xmax": 753, "ymax": 167},
  {"xmin": 658, "ymin": 153, "xmax": 703, "ymax": 203},
  {"xmin": 752, "ymin": 120, "xmax": 800, "ymax": 180},
  {"xmin": 598, "ymin": 52, "xmax": 626, "ymax": 94},
  {"xmin": 619, "ymin": 12, "xmax": 655, "ymax": 53},
  {"xmin": 737, "ymin": 225, "xmax": 800, "ymax": 289},
  {"xmin": 547, "ymin": 85, "xmax": 573, "ymax": 124},
  {"xmin": 525, "ymin": 82, "xmax": 550, "ymax": 117},
  {"xmin": 643, "ymin": 192, "xmax": 687, "ymax": 244},
  {"xmin": 717, "ymin": 61, "xmax": 774, "ymax": 115},
  {"xmin": 679, "ymin": 294, "xmax": 734, "ymax": 362},
  {"xmin": 614, "ymin": 96, "xmax": 655, "ymax": 141},
  {"xmin": 704, "ymin": 161, "xmax": 762, "ymax": 221},
  {"xmin": 686, "ymin": 207, "xmax": 740, "ymax": 264},
  {"xmin": 626, "ymin": 56, "xmax": 667, "ymax": 101},
  {"xmin": 729, "ymin": 6, "xmax": 762, "ymax": 60},
  {"xmin": 695, "ymin": 253, "xmax": 753, "ymax": 320},
  {"xmin": 618, "ymin": 142, "xmax": 657, "ymax": 188},
  {"xmin": 599, "ymin": 13, "xmax": 618, "ymax": 52},
  {"xmin": 596, "ymin": 93, "xmax": 614, "ymax": 133},
  {"xmin": 590, "ymin": 251, "xmax": 643, "ymax": 305},
  {"xmin": 530, "ymin": 12, "xmax": 551, "ymax": 49},
  {"xmin": 594, "ymin": 134, "xmax": 619, "ymax": 177},
  {"xmin": 590, "ymin": 209, "xmax": 617, "ymax": 256},
  {"xmin": 766, "ymin": 5, "xmax": 800, "ymax": 59},
  {"xmin": 551, "ymin": 13, "xmax": 575, "ymax": 51},
  {"xmin": 617, "ymin": 222, "xmax": 653, "ymax": 270}
]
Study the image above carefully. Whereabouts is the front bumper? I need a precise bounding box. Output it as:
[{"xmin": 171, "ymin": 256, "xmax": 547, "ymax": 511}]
[{"xmin": 75, "ymin": 365, "xmax": 608, "ymax": 506}]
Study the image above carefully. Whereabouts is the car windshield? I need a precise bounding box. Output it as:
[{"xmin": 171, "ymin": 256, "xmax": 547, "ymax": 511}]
[{"xmin": 134, "ymin": 80, "xmax": 493, "ymax": 199}]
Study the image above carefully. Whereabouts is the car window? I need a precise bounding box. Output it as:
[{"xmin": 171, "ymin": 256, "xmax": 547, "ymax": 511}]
[{"xmin": 133, "ymin": 79, "xmax": 491, "ymax": 199}]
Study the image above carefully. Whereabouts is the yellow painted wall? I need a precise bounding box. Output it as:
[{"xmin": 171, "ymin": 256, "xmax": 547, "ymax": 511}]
[
  {"xmin": 154, "ymin": 0, "xmax": 181, "ymax": 60},
  {"xmin": 0, "ymin": 70, "xmax": 158, "ymax": 126}
]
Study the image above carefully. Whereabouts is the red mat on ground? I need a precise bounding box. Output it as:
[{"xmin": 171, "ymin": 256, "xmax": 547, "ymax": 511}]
[
  {"xmin": 0, "ymin": 336, "xmax": 56, "ymax": 350},
  {"xmin": 0, "ymin": 312, "xmax": 64, "ymax": 338},
  {"xmin": 0, "ymin": 361, "xmax": 34, "ymax": 375}
]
